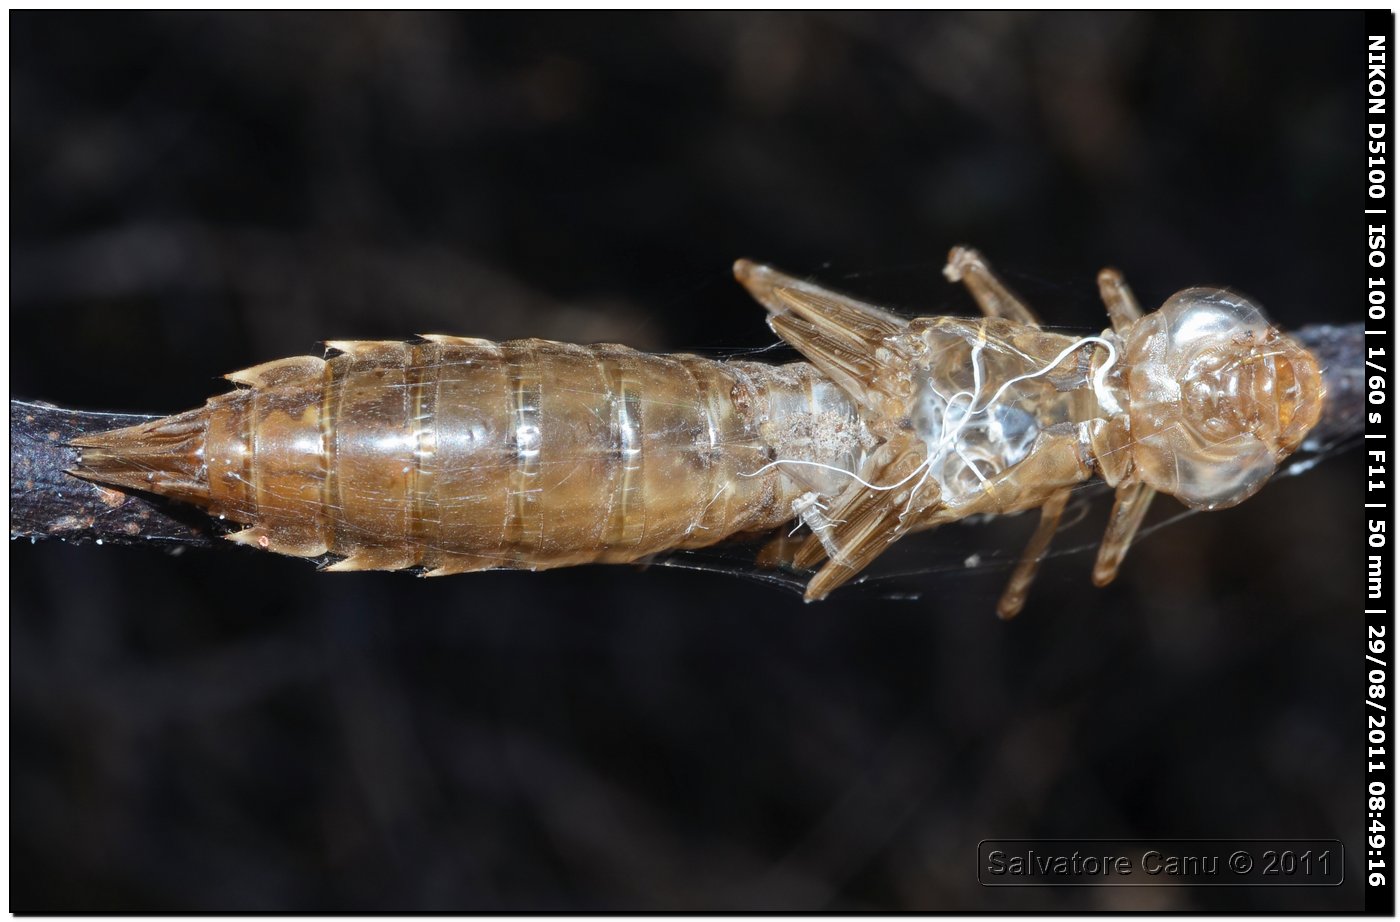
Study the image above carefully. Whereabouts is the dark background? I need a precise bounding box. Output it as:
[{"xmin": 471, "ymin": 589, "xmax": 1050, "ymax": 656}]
[{"xmin": 11, "ymin": 11, "xmax": 1367, "ymax": 911}]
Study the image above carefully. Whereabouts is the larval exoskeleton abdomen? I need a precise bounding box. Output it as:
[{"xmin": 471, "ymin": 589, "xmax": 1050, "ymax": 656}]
[{"xmin": 75, "ymin": 337, "xmax": 871, "ymax": 574}]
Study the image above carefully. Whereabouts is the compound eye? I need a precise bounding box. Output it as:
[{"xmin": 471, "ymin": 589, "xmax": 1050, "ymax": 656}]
[
  {"xmin": 1175, "ymin": 436, "xmax": 1278, "ymax": 509},
  {"xmin": 1155, "ymin": 288, "xmax": 1270, "ymax": 357},
  {"xmin": 1132, "ymin": 424, "xmax": 1278, "ymax": 510}
]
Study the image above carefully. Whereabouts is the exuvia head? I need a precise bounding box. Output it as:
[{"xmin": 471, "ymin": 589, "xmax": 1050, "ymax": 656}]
[{"xmin": 1122, "ymin": 287, "xmax": 1323, "ymax": 510}]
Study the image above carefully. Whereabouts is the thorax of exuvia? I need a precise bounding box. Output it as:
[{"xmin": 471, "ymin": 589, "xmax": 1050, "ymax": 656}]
[{"xmin": 906, "ymin": 319, "xmax": 1126, "ymax": 506}]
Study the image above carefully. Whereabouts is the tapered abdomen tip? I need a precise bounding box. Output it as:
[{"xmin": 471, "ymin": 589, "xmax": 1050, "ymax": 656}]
[{"xmin": 70, "ymin": 407, "xmax": 212, "ymax": 507}]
